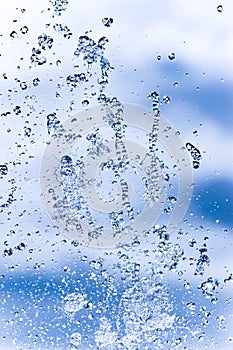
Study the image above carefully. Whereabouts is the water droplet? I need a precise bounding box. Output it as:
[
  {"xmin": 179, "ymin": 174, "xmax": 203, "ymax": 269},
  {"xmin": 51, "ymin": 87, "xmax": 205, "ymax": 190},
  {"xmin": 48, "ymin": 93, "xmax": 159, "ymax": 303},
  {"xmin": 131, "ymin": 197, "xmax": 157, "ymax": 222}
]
[
  {"xmin": 33, "ymin": 77, "xmax": 40, "ymax": 86},
  {"xmin": 13, "ymin": 106, "xmax": 21, "ymax": 115},
  {"xmin": 10, "ymin": 31, "xmax": 17, "ymax": 39},
  {"xmin": 38, "ymin": 34, "xmax": 53, "ymax": 50},
  {"xmin": 63, "ymin": 292, "xmax": 88, "ymax": 315},
  {"xmin": 102, "ymin": 17, "xmax": 113, "ymax": 27},
  {"xmin": 16, "ymin": 242, "xmax": 26, "ymax": 250},
  {"xmin": 217, "ymin": 5, "xmax": 223, "ymax": 12},
  {"xmin": 70, "ymin": 332, "xmax": 81, "ymax": 347},
  {"xmin": 47, "ymin": 112, "xmax": 61, "ymax": 134},
  {"xmin": 168, "ymin": 52, "xmax": 175, "ymax": 60},
  {"xmin": 0, "ymin": 164, "xmax": 8, "ymax": 176},
  {"xmin": 186, "ymin": 142, "xmax": 202, "ymax": 169},
  {"xmin": 50, "ymin": 0, "xmax": 69, "ymax": 15},
  {"xmin": 30, "ymin": 47, "xmax": 47, "ymax": 65},
  {"xmin": 53, "ymin": 23, "xmax": 72, "ymax": 38},
  {"xmin": 3, "ymin": 248, "xmax": 13, "ymax": 257},
  {"xmin": 20, "ymin": 81, "xmax": 27, "ymax": 90},
  {"xmin": 20, "ymin": 26, "xmax": 29, "ymax": 34},
  {"xmin": 163, "ymin": 95, "xmax": 170, "ymax": 104},
  {"xmin": 188, "ymin": 238, "xmax": 197, "ymax": 247},
  {"xmin": 66, "ymin": 73, "xmax": 86, "ymax": 88},
  {"xmin": 199, "ymin": 277, "xmax": 219, "ymax": 299},
  {"xmin": 82, "ymin": 99, "xmax": 89, "ymax": 106}
]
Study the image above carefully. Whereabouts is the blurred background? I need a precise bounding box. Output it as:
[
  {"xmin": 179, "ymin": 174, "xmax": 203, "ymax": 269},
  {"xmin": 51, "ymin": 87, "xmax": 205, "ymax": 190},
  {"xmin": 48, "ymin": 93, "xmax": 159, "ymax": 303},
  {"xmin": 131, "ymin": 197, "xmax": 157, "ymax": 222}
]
[{"xmin": 0, "ymin": 0, "xmax": 233, "ymax": 349}]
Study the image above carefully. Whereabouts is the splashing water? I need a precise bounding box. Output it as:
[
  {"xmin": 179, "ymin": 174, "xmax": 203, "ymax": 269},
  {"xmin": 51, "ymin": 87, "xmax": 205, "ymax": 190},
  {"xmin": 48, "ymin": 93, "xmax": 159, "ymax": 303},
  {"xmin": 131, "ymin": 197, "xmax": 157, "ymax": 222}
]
[{"xmin": 1, "ymin": 3, "xmax": 230, "ymax": 349}]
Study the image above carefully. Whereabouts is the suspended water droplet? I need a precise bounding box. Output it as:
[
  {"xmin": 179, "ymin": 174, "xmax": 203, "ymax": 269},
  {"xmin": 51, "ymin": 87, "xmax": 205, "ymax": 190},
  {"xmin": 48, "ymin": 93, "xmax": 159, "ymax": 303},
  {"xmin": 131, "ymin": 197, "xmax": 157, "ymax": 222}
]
[
  {"xmin": 217, "ymin": 4, "xmax": 223, "ymax": 12},
  {"xmin": 47, "ymin": 112, "xmax": 61, "ymax": 134},
  {"xmin": 38, "ymin": 34, "xmax": 53, "ymax": 50},
  {"xmin": 10, "ymin": 31, "xmax": 17, "ymax": 39},
  {"xmin": 63, "ymin": 292, "xmax": 88, "ymax": 315},
  {"xmin": 163, "ymin": 95, "xmax": 170, "ymax": 104},
  {"xmin": 20, "ymin": 81, "xmax": 27, "ymax": 90},
  {"xmin": 32, "ymin": 77, "xmax": 40, "ymax": 86},
  {"xmin": 20, "ymin": 26, "xmax": 29, "ymax": 34},
  {"xmin": 50, "ymin": 0, "xmax": 69, "ymax": 16},
  {"xmin": 13, "ymin": 106, "xmax": 21, "ymax": 115},
  {"xmin": 70, "ymin": 332, "xmax": 81, "ymax": 347},
  {"xmin": 66, "ymin": 73, "xmax": 86, "ymax": 88},
  {"xmin": 168, "ymin": 52, "xmax": 175, "ymax": 60},
  {"xmin": 82, "ymin": 99, "xmax": 89, "ymax": 106},
  {"xmin": 102, "ymin": 17, "xmax": 113, "ymax": 27},
  {"xmin": 53, "ymin": 23, "xmax": 72, "ymax": 38},
  {"xmin": 0, "ymin": 165, "xmax": 8, "ymax": 176}
]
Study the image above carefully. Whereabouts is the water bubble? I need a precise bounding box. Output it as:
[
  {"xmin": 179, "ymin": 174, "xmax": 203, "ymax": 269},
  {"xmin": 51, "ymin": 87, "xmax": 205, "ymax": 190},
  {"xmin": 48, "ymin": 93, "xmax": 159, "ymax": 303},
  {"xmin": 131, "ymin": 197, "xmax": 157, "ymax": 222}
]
[
  {"xmin": 168, "ymin": 52, "xmax": 175, "ymax": 60},
  {"xmin": 102, "ymin": 17, "xmax": 113, "ymax": 27},
  {"xmin": 217, "ymin": 4, "xmax": 223, "ymax": 12}
]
